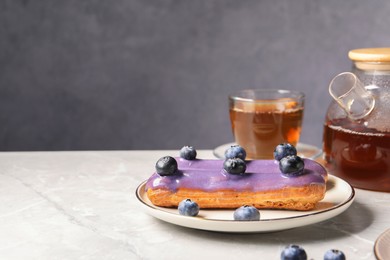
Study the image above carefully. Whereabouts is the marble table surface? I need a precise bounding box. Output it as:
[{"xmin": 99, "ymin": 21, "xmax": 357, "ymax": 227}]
[{"xmin": 0, "ymin": 150, "xmax": 389, "ymax": 260}]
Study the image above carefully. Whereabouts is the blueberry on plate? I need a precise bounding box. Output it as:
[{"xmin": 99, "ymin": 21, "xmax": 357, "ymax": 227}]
[
  {"xmin": 178, "ymin": 199, "xmax": 199, "ymax": 216},
  {"xmin": 223, "ymin": 158, "xmax": 246, "ymax": 175},
  {"xmin": 279, "ymin": 155, "xmax": 305, "ymax": 176},
  {"xmin": 180, "ymin": 146, "xmax": 197, "ymax": 160},
  {"xmin": 274, "ymin": 143, "xmax": 297, "ymax": 161},
  {"xmin": 324, "ymin": 249, "xmax": 346, "ymax": 260},
  {"xmin": 224, "ymin": 145, "xmax": 246, "ymax": 160},
  {"xmin": 155, "ymin": 156, "xmax": 178, "ymax": 176},
  {"xmin": 281, "ymin": 244, "xmax": 307, "ymax": 260},
  {"xmin": 233, "ymin": 205, "xmax": 260, "ymax": 221}
]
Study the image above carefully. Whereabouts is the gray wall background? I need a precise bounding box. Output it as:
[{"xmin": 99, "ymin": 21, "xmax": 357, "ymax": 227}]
[{"xmin": 1, "ymin": 0, "xmax": 390, "ymax": 151}]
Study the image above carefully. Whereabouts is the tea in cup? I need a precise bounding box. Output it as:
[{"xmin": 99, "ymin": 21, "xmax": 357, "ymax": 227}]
[{"xmin": 229, "ymin": 89, "xmax": 305, "ymax": 159}]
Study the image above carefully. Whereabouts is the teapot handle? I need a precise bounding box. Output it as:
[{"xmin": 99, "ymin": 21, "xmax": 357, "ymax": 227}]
[{"xmin": 329, "ymin": 72, "xmax": 375, "ymax": 120}]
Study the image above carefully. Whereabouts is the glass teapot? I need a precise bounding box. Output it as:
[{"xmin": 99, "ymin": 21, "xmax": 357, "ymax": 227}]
[{"xmin": 323, "ymin": 48, "xmax": 390, "ymax": 192}]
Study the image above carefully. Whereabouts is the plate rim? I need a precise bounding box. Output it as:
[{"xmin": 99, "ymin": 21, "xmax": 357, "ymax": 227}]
[
  {"xmin": 375, "ymin": 228, "xmax": 390, "ymax": 260},
  {"xmin": 135, "ymin": 175, "xmax": 355, "ymax": 232}
]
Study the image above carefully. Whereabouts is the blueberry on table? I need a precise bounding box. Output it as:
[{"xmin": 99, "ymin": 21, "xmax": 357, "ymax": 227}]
[
  {"xmin": 223, "ymin": 158, "xmax": 246, "ymax": 175},
  {"xmin": 180, "ymin": 146, "xmax": 197, "ymax": 160},
  {"xmin": 233, "ymin": 205, "xmax": 260, "ymax": 221},
  {"xmin": 281, "ymin": 244, "xmax": 307, "ymax": 260},
  {"xmin": 324, "ymin": 249, "xmax": 346, "ymax": 260},
  {"xmin": 279, "ymin": 155, "xmax": 305, "ymax": 176},
  {"xmin": 224, "ymin": 145, "xmax": 247, "ymax": 160},
  {"xmin": 155, "ymin": 156, "xmax": 178, "ymax": 176},
  {"xmin": 274, "ymin": 143, "xmax": 297, "ymax": 161},
  {"xmin": 178, "ymin": 199, "xmax": 199, "ymax": 216}
]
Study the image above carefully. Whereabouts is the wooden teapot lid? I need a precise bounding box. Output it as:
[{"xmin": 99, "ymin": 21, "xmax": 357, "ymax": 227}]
[
  {"xmin": 349, "ymin": 48, "xmax": 390, "ymax": 62},
  {"xmin": 349, "ymin": 48, "xmax": 390, "ymax": 70}
]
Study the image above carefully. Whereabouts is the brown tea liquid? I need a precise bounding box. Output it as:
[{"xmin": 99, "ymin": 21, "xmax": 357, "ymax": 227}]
[
  {"xmin": 323, "ymin": 118, "xmax": 390, "ymax": 191},
  {"xmin": 230, "ymin": 103, "xmax": 303, "ymax": 159}
]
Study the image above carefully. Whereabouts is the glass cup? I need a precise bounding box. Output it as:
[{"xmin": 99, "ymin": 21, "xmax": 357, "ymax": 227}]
[{"xmin": 229, "ymin": 89, "xmax": 305, "ymax": 159}]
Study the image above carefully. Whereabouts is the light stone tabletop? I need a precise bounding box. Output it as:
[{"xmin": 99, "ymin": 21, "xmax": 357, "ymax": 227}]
[{"xmin": 0, "ymin": 150, "xmax": 388, "ymax": 260}]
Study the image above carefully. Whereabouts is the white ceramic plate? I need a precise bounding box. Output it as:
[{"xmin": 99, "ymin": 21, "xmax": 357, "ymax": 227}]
[
  {"xmin": 135, "ymin": 175, "xmax": 354, "ymax": 233},
  {"xmin": 375, "ymin": 228, "xmax": 390, "ymax": 260},
  {"xmin": 213, "ymin": 142, "xmax": 322, "ymax": 160}
]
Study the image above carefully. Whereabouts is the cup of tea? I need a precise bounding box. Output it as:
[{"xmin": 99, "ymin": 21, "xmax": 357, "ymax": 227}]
[{"xmin": 228, "ymin": 89, "xmax": 305, "ymax": 159}]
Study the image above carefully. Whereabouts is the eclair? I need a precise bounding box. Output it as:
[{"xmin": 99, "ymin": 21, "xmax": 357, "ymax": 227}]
[{"xmin": 145, "ymin": 156, "xmax": 327, "ymax": 211}]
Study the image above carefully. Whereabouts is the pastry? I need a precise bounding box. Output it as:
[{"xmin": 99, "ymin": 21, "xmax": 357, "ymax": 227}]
[{"xmin": 145, "ymin": 156, "xmax": 327, "ymax": 211}]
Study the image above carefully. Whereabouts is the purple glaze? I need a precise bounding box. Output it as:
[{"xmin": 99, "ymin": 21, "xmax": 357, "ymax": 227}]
[{"xmin": 145, "ymin": 158, "xmax": 327, "ymax": 192}]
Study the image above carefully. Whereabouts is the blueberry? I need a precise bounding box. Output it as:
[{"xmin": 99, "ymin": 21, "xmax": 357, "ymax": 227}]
[
  {"xmin": 224, "ymin": 145, "xmax": 247, "ymax": 160},
  {"xmin": 223, "ymin": 158, "xmax": 246, "ymax": 175},
  {"xmin": 279, "ymin": 155, "xmax": 305, "ymax": 176},
  {"xmin": 281, "ymin": 245, "xmax": 307, "ymax": 260},
  {"xmin": 155, "ymin": 156, "xmax": 178, "ymax": 176},
  {"xmin": 180, "ymin": 146, "xmax": 197, "ymax": 160},
  {"xmin": 233, "ymin": 205, "xmax": 260, "ymax": 221},
  {"xmin": 274, "ymin": 143, "xmax": 297, "ymax": 161},
  {"xmin": 324, "ymin": 249, "xmax": 346, "ymax": 260},
  {"xmin": 178, "ymin": 199, "xmax": 199, "ymax": 216}
]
